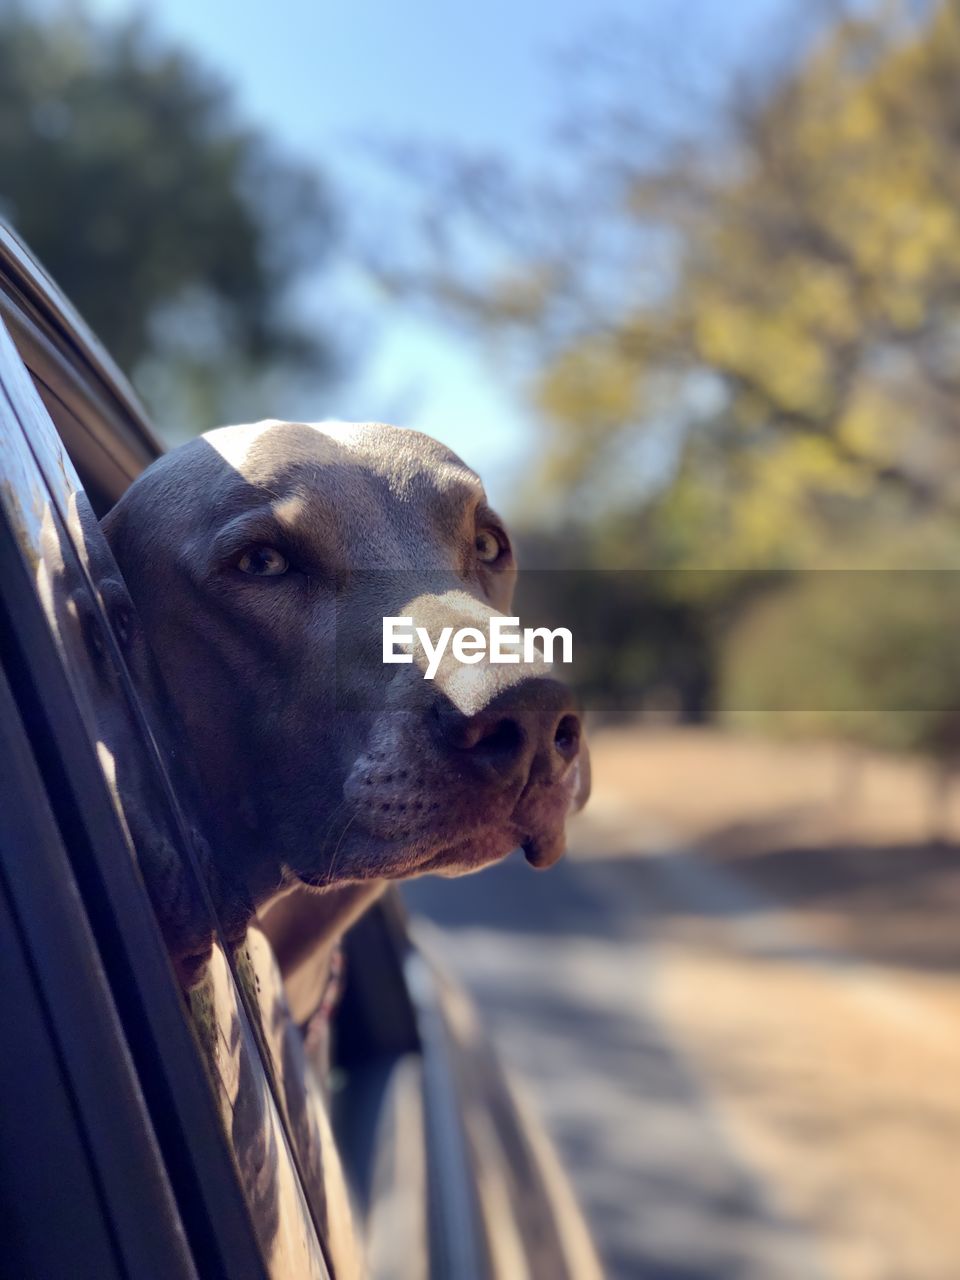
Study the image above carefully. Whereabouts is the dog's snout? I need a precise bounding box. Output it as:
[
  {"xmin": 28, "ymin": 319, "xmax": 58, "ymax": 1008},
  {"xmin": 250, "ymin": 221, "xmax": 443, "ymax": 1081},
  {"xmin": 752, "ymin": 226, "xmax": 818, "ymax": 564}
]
[{"xmin": 432, "ymin": 679, "xmax": 581, "ymax": 788}]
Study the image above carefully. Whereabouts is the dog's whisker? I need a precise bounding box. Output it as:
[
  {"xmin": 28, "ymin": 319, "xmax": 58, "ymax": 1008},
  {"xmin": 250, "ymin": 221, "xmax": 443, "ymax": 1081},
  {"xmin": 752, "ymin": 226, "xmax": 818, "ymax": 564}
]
[
  {"xmin": 325, "ymin": 813, "xmax": 358, "ymax": 886},
  {"xmin": 306, "ymin": 794, "xmax": 356, "ymax": 884}
]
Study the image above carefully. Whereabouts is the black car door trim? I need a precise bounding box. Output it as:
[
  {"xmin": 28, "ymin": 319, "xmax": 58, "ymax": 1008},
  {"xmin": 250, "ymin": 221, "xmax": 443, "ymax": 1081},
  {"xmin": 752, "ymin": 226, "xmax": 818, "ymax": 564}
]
[
  {"xmin": 0, "ymin": 660, "xmax": 198, "ymax": 1280},
  {"xmin": 0, "ymin": 390, "xmax": 270, "ymax": 1280}
]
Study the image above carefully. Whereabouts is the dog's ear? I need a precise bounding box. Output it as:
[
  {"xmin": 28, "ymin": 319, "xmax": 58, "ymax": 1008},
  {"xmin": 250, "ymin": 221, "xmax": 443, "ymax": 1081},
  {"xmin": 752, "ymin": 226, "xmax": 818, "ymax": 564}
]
[
  {"xmin": 100, "ymin": 500, "xmax": 130, "ymax": 569},
  {"xmin": 101, "ymin": 492, "xmax": 153, "ymax": 597}
]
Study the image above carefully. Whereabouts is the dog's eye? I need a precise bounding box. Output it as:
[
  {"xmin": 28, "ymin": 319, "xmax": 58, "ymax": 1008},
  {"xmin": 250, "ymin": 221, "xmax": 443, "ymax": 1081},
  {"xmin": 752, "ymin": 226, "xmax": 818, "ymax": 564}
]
[
  {"xmin": 237, "ymin": 546, "xmax": 289, "ymax": 576},
  {"xmin": 476, "ymin": 529, "xmax": 505, "ymax": 564}
]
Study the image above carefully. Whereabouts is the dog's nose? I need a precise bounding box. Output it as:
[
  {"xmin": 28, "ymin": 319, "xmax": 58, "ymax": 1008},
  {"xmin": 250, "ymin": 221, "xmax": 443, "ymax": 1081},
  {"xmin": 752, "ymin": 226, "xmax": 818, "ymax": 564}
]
[{"xmin": 432, "ymin": 677, "xmax": 582, "ymax": 789}]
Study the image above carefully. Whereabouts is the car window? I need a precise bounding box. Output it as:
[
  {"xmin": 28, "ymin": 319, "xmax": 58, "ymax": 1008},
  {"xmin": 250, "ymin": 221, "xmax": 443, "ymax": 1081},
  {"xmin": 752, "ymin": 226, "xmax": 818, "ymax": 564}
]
[{"xmin": 0, "ymin": 312, "xmax": 361, "ymax": 1280}]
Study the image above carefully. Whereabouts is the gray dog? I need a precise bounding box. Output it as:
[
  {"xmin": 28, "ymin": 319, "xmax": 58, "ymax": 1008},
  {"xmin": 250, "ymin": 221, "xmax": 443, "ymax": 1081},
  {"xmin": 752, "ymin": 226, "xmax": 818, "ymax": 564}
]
[{"xmin": 103, "ymin": 419, "xmax": 589, "ymax": 947}]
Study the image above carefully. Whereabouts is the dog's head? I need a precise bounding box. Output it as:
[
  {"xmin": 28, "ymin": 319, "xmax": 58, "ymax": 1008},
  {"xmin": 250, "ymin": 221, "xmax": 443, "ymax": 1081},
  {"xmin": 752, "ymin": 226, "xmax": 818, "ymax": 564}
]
[{"xmin": 103, "ymin": 420, "xmax": 589, "ymax": 907}]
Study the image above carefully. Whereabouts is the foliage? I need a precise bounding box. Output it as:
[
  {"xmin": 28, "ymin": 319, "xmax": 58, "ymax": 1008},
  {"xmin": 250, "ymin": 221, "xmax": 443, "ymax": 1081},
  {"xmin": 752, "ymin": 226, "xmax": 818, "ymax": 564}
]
[
  {"xmin": 381, "ymin": 1, "xmax": 960, "ymax": 566},
  {"xmin": 0, "ymin": 3, "xmax": 338, "ymax": 434},
  {"xmin": 378, "ymin": 1, "xmax": 960, "ymax": 750},
  {"xmin": 721, "ymin": 565, "xmax": 960, "ymax": 757}
]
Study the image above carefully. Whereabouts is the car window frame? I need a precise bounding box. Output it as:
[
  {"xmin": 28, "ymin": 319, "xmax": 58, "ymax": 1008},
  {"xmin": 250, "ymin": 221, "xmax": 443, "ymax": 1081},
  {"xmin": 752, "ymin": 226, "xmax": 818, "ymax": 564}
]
[
  {"xmin": 0, "ymin": 315, "xmax": 280, "ymax": 1280},
  {"xmin": 0, "ymin": 220, "xmax": 161, "ymax": 512}
]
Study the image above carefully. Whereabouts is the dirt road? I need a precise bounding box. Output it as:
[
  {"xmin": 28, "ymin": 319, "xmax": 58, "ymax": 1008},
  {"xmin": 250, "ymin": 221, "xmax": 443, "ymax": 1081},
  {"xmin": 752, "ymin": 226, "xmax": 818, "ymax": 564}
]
[{"xmin": 403, "ymin": 728, "xmax": 960, "ymax": 1280}]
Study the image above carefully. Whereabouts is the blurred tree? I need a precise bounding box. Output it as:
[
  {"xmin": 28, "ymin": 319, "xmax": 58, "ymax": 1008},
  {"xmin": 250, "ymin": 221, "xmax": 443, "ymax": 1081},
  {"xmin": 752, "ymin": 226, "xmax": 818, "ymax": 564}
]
[
  {"xmin": 378, "ymin": 0, "xmax": 960, "ymax": 569},
  {"xmin": 376, "ymin": 0, "xmax": 960, "ymax": 739},
  {"xmin": 0, "ymin": 2, "xmax": 338, "ymax": 435},
  {"xmin": 719, "ymin": 562, "xmax": 960, "ymax": 802}
]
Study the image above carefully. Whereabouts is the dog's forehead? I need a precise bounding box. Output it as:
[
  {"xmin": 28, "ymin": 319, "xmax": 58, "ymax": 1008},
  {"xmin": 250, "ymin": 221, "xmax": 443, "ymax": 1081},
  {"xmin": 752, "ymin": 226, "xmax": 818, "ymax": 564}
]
[{"xmin": 203, "ymin": 419, "xmax": 482, "ymax": 502}]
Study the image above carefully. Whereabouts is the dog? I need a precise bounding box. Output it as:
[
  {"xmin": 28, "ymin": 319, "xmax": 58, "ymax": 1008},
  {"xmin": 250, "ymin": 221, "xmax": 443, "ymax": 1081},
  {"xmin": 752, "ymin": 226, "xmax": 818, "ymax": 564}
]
[{"xmin": 103, "ymin": 419, "xmax": 589, "ymax": 952}]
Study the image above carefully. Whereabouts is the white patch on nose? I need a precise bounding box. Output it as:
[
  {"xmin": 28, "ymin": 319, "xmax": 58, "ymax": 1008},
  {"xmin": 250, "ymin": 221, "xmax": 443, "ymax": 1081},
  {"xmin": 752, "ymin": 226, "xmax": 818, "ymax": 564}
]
[{"xmin": 443, "ymin": 662, "xmax": 518, "ymax": 718}]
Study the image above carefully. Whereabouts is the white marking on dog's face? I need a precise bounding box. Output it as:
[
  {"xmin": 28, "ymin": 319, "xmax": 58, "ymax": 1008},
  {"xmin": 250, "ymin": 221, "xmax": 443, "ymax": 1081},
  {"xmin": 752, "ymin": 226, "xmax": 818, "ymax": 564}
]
[
  {"xmin": 204, "ymin": 419, "xmax": 457, "ymax": 485},
  {"xmin": 203, "ymin": 419, "xmax": 286, "ymax": 473},
  {"xmin": 204, "ymin": 419, "xmax": 373, "ymax": 474},
  {"xmin": 203, "ymin": 420, "xmax": 482, "ymax": 517}
]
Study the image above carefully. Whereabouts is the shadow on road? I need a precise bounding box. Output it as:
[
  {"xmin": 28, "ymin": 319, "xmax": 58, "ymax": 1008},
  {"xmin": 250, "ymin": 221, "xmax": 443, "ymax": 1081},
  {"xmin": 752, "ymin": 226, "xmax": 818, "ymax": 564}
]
[
  {"xmin": 404, "ymin": 851, "xmax": 827, "ymax": 1279},
  {"xmin": 406, "ymin": 833, "xmax": 960, "ymax": 974}
]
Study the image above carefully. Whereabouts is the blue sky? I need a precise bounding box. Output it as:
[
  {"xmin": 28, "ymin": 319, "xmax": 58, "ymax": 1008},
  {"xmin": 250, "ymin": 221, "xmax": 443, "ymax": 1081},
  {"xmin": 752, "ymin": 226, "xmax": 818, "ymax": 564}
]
[{"xmin": 77, "ymin": 0, "xmax": 794, "ymax": 509}]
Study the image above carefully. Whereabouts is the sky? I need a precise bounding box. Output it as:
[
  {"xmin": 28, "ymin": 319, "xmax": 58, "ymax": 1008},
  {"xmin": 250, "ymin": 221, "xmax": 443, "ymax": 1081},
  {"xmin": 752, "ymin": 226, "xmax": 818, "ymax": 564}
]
[{"xmin": 76, "ymin": 0, "xmax": 795, "ymax": 510}]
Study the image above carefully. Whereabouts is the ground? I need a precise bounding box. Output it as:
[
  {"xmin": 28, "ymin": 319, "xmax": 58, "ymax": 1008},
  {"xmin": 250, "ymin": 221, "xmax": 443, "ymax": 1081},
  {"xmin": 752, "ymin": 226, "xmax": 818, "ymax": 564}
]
[{"xmin": 403, "ymin": 726, "xmax": 960, "ymax": 1280}]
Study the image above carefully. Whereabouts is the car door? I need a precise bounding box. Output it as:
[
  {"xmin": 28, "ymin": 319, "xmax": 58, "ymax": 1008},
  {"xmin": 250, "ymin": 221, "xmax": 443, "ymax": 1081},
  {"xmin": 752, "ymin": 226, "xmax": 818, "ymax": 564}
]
[{"xmin": 0, "ymin": 297, "xmax": 354, "ymax": 1277}]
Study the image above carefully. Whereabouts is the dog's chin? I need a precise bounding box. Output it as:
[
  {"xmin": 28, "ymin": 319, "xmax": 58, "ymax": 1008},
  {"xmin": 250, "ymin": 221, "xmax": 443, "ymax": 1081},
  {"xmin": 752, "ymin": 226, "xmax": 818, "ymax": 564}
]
[
  {"xmin": 294, "ymin": 816, "xmax": 568, "ymax": 889},
  {"xmin": 412, "ymin": 825, "xmax": 554, "ymax": 877}
]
